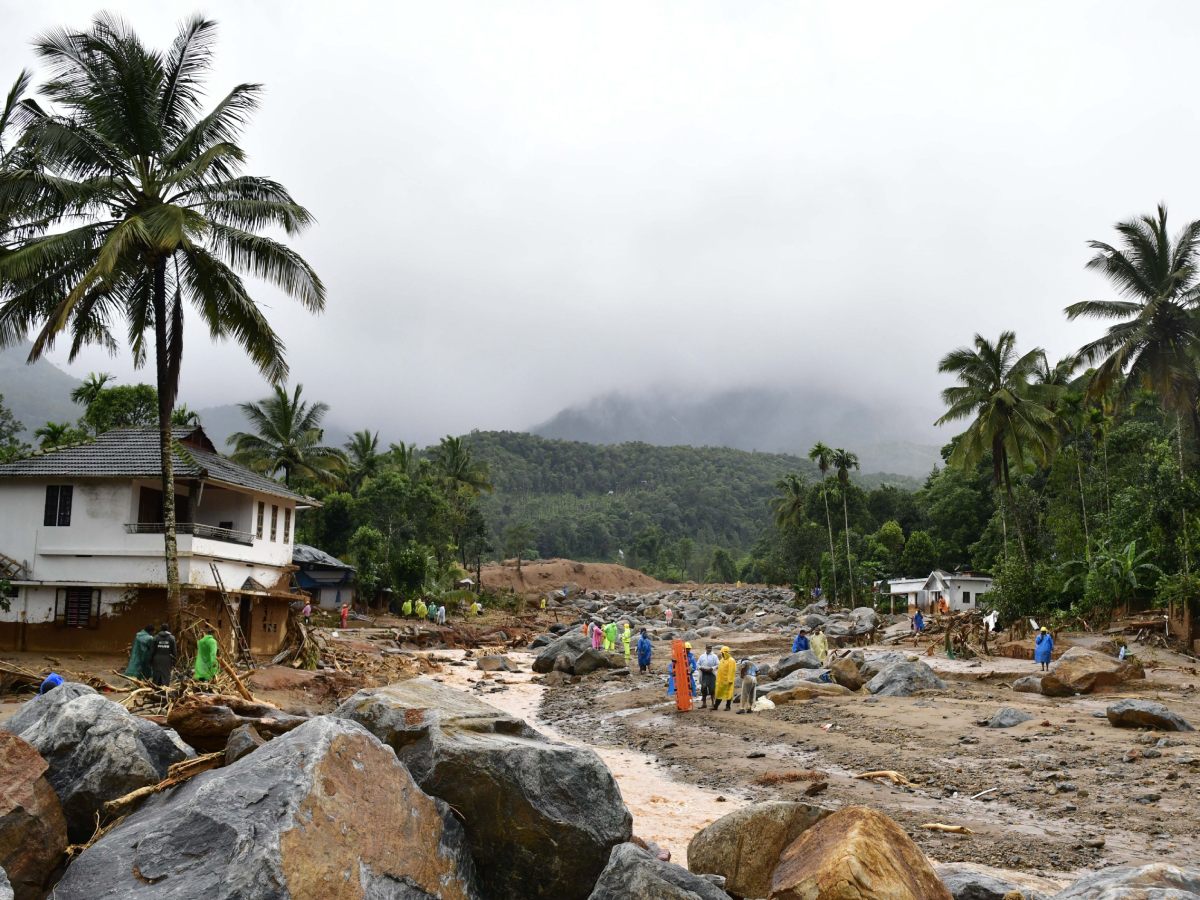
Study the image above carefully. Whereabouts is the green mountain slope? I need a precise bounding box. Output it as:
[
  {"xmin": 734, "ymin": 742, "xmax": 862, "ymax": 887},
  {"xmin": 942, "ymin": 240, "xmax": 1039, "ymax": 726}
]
[{"xmin": 0, "ymin": 342, "xmax": 84, "ymax": 439}]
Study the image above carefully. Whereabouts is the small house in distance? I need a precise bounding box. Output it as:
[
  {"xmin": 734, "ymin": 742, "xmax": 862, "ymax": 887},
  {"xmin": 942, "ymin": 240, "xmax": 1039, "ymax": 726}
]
[
  {"xmin": 293, "ymin": 544, "xmax": 355, "ymax": 609},
  {"xmin": 878, "ymin": 570, "xmax": 993, "ymax": 614},
  {"xmin": 0, "ymin": 426, "xmax": 316, "ymax": 654}
]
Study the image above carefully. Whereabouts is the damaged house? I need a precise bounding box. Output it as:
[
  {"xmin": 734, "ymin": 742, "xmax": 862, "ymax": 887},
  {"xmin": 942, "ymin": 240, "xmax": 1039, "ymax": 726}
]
[{"xmin": 0, "ymin": 426, "xmax": 317, "ymax": 654}]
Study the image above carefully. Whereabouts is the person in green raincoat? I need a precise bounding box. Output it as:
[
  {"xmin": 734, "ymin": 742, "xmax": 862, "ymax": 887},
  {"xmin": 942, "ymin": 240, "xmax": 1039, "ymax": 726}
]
[
  {"xmin": 622, "ymin": 622, "xmax": 632, "ymax": 662},
  {"xmin": 602, "ymin": 621, "xmax": 617, "ymax": 651},
  {"xmin": 401, "ymin": 598, "xmax": 413, "ymax": 617},
  {"xmin": 194, "ymin": 629, "xmax": 219, "ymax": 681},
  {"xmin": 124, "ymin": 624, "xmax": 156, "ymax": 679},
  {"xmin": 415, "ymin": 598, "xmax": 428, "ymax": 619}
]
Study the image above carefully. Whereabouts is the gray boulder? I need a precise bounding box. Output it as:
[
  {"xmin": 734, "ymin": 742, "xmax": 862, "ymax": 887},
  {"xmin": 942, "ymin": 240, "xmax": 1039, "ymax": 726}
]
[
  {"xmin": 865, "ymin": 661, "xmax": 946, "ymax": 697},
  {"xmin": 575, "ymin": 648, "xmax": 625, "ymax": 676},
  {"xmin": 937, "ymin": 863, "xmax": 1048, "ymax": 899},
  {"xmin": 860, "ymin": 651, "xmax": 910, "ymax": 680},
  {"xmin": 51, "ymin": 716, "xmax": 480, "ymax": 899},
  {"xmin": 986, "ymin": 708, "xmax": 1033, "ymax": 729},
  {"xmin": 590, "ymin": 843, "xmax": 730, "ymax": 900},
  {"xmin": 1054, "ymin": 863, "xmax": 1200, "ymax": 898},
  {"xmin": 529, "ymin": 633, "xmax": 556, "ymax": 649},
  {"xmin": 533, "ymin": 632, "xmax": 591, "ymax": 674},
  {"xmin": 0, "ymin": 868, "xmax": 11, "ymax": 900},
  {"xmin": 336, "ymin": 679, "xmax": 631, "ymax": 900},
  {"xmin": 2, "ymin": 682, "xmax": 193, "ymax": 842},
  {"xmin": 476, "ymin": 654, "xmax": 515, "ymax": 672},
  {"xmin": 1011, "ymin": 674, "xmax": 1073, "ymax": 697},
  {"xmin": 223, "ymin": 723, "xmax": 265, "ymax": 765},
  {"xmin": 1106, "ymin": 699, "xmax": 1195, "ymax": 732},
  {"xmin": 774, "ymin": 651, "xmax": 822, "ymax": 679}
]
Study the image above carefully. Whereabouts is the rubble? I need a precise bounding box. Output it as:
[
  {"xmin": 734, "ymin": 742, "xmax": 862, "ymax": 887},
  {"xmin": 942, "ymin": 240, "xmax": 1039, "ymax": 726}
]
[{"xmin": 589, "ymin": 843, "xmax": 731, "ymax": 900}]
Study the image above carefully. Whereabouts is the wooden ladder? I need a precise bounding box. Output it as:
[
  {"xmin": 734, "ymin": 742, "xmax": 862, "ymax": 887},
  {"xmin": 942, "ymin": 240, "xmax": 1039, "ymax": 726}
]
[
  {"xmin": 0, "ymin": 552, "xmax": 27, "ymax": 580},
  {"xmin": 210, "ymin": 562, "xmax": 254, "ymax": 668}
]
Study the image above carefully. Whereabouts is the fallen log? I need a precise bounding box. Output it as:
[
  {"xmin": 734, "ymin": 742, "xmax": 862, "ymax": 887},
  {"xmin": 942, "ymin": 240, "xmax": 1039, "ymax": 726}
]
[
  {"xmin": 920, "ymin": 823, "xmax": 974, "ymax": 834},
  {"xmin": 101, "ymin": 751, "xmax": 224, "ymax": 817},
  {"xmin": 854, "ymin": 770, "xmax": 915, "ymax": 787}
]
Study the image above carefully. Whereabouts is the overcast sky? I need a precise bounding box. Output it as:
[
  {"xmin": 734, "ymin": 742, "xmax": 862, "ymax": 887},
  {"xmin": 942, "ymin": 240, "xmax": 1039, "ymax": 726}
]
[{"xmin": 3, "ymin": 1, "xmax": 1198, "ymax": 445}]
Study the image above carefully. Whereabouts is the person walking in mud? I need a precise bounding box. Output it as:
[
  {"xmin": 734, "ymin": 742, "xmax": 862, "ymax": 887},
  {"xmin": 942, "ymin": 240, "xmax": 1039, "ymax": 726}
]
[
  {"xmin": 696, "ymin": 644, "xmax": 719, "ymax": 708},
  {"xmin": 1034, "ymin": 626, "xmax": 1054, "ymax": 671}
]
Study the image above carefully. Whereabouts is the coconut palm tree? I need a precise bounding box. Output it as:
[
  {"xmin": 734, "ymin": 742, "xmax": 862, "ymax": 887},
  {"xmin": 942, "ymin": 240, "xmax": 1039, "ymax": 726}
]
[
  {"xmin": 0, "ymin": 69, "xmax": 33, "ymax": 248},
  {"xmin": 344, "ymin": 429, "xmax": 380, "ymax": 491},
  {"xmin": 831, "ymin": 448, "xmax": 859, "ymax": 604},
  {"xmin": 0, "ymin": 16, "xmax": 323, "ymax": 625},
  {"xmin": 936, "ymin": 332, "xmax": 1057, "ymax": 564},
  {"xmin": 228, "ymin": 384, "xmax": 345, "ymax": 488},
  {"xmin": 808, "ymin": 442, "xmax": 839, "ymax": 604},
  {"xmin": 387, "ymin": 440, "xmax": 420, "ymax": 479},
  {"xmin": 1066, "ymin": 204, "xmax": 1200, "ymax": 437},
  {"xmin": 69, "ymin": 371, "xmax": 113, "ymax": 407},
  {"xmin": 431, "ymin": 435, "xmax": 492, "ymax": 494},
  {"xmin": 771, "ymin": 473, "xmax": 807, "ymax": 531},
  {"xmin": 34, "ymin": 421, "xmax": 84, "ymax": 449},
  {"xmin": 170, "ymin": 404, "xmax": 201, "ymax": 427}
]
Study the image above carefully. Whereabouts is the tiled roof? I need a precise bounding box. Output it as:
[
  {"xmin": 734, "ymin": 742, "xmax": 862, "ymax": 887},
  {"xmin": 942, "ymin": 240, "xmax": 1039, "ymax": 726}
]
[{"xmin": 0, "ymin": 426, "xmax": 314, "ymax": 504}]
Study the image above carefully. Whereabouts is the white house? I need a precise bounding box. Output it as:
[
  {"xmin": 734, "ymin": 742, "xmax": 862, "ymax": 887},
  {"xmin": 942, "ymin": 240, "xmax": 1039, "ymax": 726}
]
[
  {"xmin": 878, "ymin": 577, "xmax": 929, "ymax": 613},
  {"xmin": 0, "ymin": 426, "xmax": 317, "ymax": 654},
  {"xmin": 922, "ymin": 570, "xmax": 993, "ymax": 613}
]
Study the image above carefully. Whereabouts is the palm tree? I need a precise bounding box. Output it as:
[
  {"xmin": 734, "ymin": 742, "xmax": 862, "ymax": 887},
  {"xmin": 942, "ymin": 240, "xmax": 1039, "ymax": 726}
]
[
  {"xmin": 936, "ymin": 332, "xmax": 1057, "ymax": 564},
  {"xmin": 170, "ymin": 404, "xmax": 201, "ymax": 427},
  {"xmin": 0, "ymin": 69, "xmax": 33, "ymax": 249},
  {"xmin": 831, "ymin": 448, "xmax": 859, "ymax": 604},
  {"xmin": 69, "ymin": 371, "xmax": 114, "ymax": 407},
  {"xmin": 771, "ymin": 473, "xmax": 807, "ymax": 531},
  {"xmin": 808, "ymin": 442, "xmax": 839, "ymax": 604},
  {"xmin": 1066, "ymin": 204, "xmax": 1200, "ymax": 438},
  {"xmin": 0, "ymin": 16, "xmax": 323, "ymax": 626},
  {"xmin": 431, "ymin": 436, "xmax": 493, "ymax": 494},
  {"xmin": 34, "ymin": 421, "xmax": 82, "ymax": 449},
  {"xmin": 228, "ymin": 384, "xmax": 345, "ymax": 487},
  {"xmin": 388, "ymin": 440, "xmax": 419, "ymax": 478},
  {"xmin": 344, "ymin": 429, "xmax": 380, "ymax": 491}
]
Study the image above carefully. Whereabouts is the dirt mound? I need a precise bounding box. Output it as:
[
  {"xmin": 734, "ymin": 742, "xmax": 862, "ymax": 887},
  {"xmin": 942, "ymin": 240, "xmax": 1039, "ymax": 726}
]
[{"xmin": 480, "ymin": 559, "xmax": 666, "ymax": 598}]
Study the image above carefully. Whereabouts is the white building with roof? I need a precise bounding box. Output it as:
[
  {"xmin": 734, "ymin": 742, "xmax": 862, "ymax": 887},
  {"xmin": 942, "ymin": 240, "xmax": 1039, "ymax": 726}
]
[
  {"xmin": 0, "ymin": 426, "xmax": 317, "ymax": 654},
  {"xmin": 877, "ymin": 570, "xmax": 993, "ymax": 613}
]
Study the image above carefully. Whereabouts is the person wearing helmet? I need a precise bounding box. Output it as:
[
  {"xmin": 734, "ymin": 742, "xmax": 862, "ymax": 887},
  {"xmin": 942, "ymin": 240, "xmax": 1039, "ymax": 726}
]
[
  {"xmin": 1034, "ymin": 626, "xmax": 1054, "ymax": 671},
  {"xmin": 684, "ymin": 642, "xmax": 698, "ymax": 696},
  {"xmin": 714, "ymin": 647, "xmax": 736, "ymax": 711}
]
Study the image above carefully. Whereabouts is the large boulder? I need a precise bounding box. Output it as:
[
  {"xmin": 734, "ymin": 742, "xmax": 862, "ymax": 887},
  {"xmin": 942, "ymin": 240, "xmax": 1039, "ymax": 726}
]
[
  {"xmin": 166, "ymin": 694, "xmax": 308, "ymax": 752},
  {"xmin": 688, "ymin": 801, "xmax": 830, "ymax": 898},
  {"xmin": 336, "ymin": 679, "xmax": 632, "ymax": 900},
  {"xmin": 774, "ymin": 651, "xmax": 822, "ymax": 679},
  {"xmin": 574, "ymin": 648, "xmax": 625, "ymax": 676},
  {"xmin": 51, "ymin": 716, "xmax": 480, "ymax": 899},
  {"xmin": 1011, "ymin": 673, "xmax": 1073, "ymax": 697},
  {"xmin": 1051, "ymin": 647, "xmax": 1145, "ymax": 694},
  {"xmin": 859, "ymin": 652, "xmax": 911, "ymax": 680},
  {"xmin": 1106, "ymin": 699, "xmax": 1195, "ymax": 732},
  {"xmin": 768, "ymin": 682, "xmax": 853, "ymax": 704},
  {"xmin": 865, "ymin": 661, "xmax": 946, "ymax": 697},
  {"xmin": 936, "ymin": 863, "xmax": 1049, "ymax": 899},
  {"xmin": 829, "ymin": 658, "xmax": 866, "ymax": 691},
  {"xmin": 985, "ymin": 708, "xmax": 1032, "ymax": 729},
  {"xmin": 768, "ymin": 806, "xmax": 951, "ymax": 900},
  {"xmin": 532, "ymin": 631, "xmax": 592, "ymax": 674},
  {"xmin": 0, "ymin": 732, "xmax": 67, "ymax": 900},
  {"xmin": 590, "ymin": 843, "xmax": 731, "ymax": 900},
  {"xmin": 1054, "ymin": 863, "xmax": 1200, "ymax": 898},
  {"xmin": 1, "ymin": 682, "xmax": 192, "ymax": 842}
]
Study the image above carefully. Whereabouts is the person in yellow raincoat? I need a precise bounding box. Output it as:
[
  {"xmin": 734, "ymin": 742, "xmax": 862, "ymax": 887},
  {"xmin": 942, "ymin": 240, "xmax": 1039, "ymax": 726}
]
[
  {"xmin": 713, "ymin": 646, "xmax": 736, "ymax": 711},
  {"xmin": 621, "ymin": 622, "xmax": 632, "ymax": 662},
  {"xmin": 402, "ymin": 598, "xmax": 413, "ymax": 617},
  {"xmin": 415, "ymin": 598, "xmax": 428, "ymax": 619},
  {"xmin": 809, "ymin": 628, "xmax": 828, "ymax": 663}
]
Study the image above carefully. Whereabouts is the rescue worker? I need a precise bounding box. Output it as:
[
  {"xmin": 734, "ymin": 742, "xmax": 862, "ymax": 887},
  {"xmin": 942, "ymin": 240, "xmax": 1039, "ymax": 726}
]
[
  {"xmin": 736, "ymin": 658, "xmax": 758, "ymax": 714},
  {"xmin": 622, "ymin": 622, "xmax": 632, "ymax": 662},
  {"xmin": 151, "ymin": 623, "xmax": 177, "ymax": 687},
  {"xmin": 402, "ymin": 597, "xmax": 413, "ymax": 617},
  {"xmin": 194, "ymin": 628, "xmax": 218, "ymax": 682},
  {"xmin": 340, "ymin": 603, "xmax": 350, "ymax": 628},
  {"xmin": 809, "ymin": 627, "xmax": 829, "ymax": 663},
  {"xmin": 415, "ymin": 598, "xmax": 428, "ymax": 620},
  {"xmin": 427, "ymin": 601, "xmax": 438, "ymax": 622},
  {"xmin": 667, "ymin": 646, "xmax": 694, "ymax": 698},
  {"xmin": 791, "ymin": 628, "xmax": 810, "ymax": 653},
  {"xmin": 1034, "ymin": 626, "xmax": 1054, "ymax": 671},
  {"xmin": 436, "ymin": 604, "xmax": 447, "ymax": 625},
  {"xmin": 124, "ymin": 624, "xmax": 157, "ymax": 680},
  {"xmin": 685, "ymin": 642, "xmax": 698, "ymax": 695},
  {"xmin": 912, "ymin": 610, "xmax": 925, "ymax": 634},
  {"xmin": 636, "ymin": 628, "xmax": 653, "ymax": 673},
  {"xmin": 590, "ymin": 622, "xmax": 603, "ymax": 650},
  {"xmin": 714, "ymin": 646, "xmax": 736, "ymax": 711},
  {"xmin": 603, "ymin": 621, "xmax": 618, "ymax": 651},
  {"xmin": 696, "ymin": 644, "xmax": 719, "ymax": 708}
]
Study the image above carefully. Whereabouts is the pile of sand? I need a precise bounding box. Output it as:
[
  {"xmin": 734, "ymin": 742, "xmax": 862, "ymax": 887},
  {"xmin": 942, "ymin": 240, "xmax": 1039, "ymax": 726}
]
[{"xmin": 479, "ymin": 558, "xmax": 667, "ymax": 597}]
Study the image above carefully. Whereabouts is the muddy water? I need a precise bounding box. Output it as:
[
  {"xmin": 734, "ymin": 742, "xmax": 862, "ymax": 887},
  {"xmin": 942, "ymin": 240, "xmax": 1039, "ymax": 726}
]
[{"xmin": 423, "ymin": 649, "xmax": 746, "ymax": 860}]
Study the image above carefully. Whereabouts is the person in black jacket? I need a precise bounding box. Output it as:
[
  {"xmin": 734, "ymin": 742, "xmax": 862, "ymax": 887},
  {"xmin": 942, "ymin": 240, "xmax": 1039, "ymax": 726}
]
[{"xmin": 151, "ymin": 623, "xmax": 177, "ymax": 686}]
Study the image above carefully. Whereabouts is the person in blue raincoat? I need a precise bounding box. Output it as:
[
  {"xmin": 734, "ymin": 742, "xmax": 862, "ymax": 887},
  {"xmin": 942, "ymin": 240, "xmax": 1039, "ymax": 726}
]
[
  {"xmin": 685, "ymin": 643, "xmax": 698, "ymax": 695},
  {"xmin": 791, "ymin": 628, "xmax": 810, "ymax": 653},
  {"xmin": 636, "ymin": 629, "xmax": 653, "ymax": 673},
  {"xmin": 1034, "ymin": 626, "xmax": 1054, "ymax": 671}
]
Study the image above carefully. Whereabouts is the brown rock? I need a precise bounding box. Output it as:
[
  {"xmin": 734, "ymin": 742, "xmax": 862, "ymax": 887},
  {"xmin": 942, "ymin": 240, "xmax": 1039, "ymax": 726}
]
[
  {"xmin": 166, "ymin": 694, "xmax": 308, "ymax": 752},
  {"xmin": 768, "ymin": 806, "xmax": 951, "ymax": 900},
  {"xmin": 0, "ymin": 732, "xmax": 68, "ymax": 900},
  {"xmin": 830, "ymin": 658, "xmax": 866, "ymax": 691},
  {"xmin": 688, "ymin": 800, "xmax": 830, "ymax": 899},
  {"xmin": 768, "ymin": 682, "xmax": 853, "ymax": 704},
  {"xmin": 1052, "ymin": 647, "xmax": 1144, "ymax": 693}
]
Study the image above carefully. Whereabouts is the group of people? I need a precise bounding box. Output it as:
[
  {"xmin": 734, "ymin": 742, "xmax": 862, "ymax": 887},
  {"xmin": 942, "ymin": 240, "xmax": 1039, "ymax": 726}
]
[
  {"xmin": 790, "ymin": 626, "xmax": 829, "ymax": 661},
  {"xmin": 400, "ymin": 597, "xmax": 449, "ymax": 624},
  {"xmin": 584, "ymin": 620, "xmax": 634, "ymax": 663},
  {"xmin": 666, "ymin": 642, "xmax": 761, "ymax": 714},
  {"xmin": 123, "ymin": 622, "xmax": 217, "ymax": 686},
  {"xmin": 301, "ymin": 601, "xmax": 353, "ymax": 628}
]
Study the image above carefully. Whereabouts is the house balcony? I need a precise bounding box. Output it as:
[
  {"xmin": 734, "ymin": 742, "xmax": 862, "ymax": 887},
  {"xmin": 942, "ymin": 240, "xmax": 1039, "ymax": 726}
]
[{"xmin": 124, "ymin": 522, "xmax": 255, "ymax": 546}]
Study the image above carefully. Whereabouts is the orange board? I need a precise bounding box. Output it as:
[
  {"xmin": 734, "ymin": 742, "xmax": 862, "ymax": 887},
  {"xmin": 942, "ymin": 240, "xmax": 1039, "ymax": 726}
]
[{"xmin": 672, "ymin": 639, "xmax": 692, "ymax": 712}]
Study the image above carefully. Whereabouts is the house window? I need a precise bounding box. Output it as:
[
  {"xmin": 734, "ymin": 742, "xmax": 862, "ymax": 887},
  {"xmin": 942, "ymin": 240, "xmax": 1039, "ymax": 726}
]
[
  {"xmin": 283, "ymin": 508, "xmax": 292, "ymax": 544},
  {"xmin": 270, "ymin": 505, "xmax": 279, "ymax": 542},
  {"xmin": 55, "ymin": 587, "xmax": 99, "ymax": 628},
  {"xmin": 256, "ymin": 502, "xmax": 265, "ymax": 539},
  {"xmin": 43, "ymin": 485, "xmax": 73, "ymax": 526},
  {"xmin": 963, "ymin": 591, "xmax": 972, "ymax": 605}
]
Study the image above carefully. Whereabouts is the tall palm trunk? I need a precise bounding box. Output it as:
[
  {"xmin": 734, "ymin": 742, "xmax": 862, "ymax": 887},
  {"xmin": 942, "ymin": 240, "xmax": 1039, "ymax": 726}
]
[
  {"xmin": 1001, "ymin": 453, "xmax": 1029, "ymax": 565},
  {"xmin": 1177, "ymin": 413, "xmax": 1191, "ymax": 574},
  {"xmin": 841, "ymin": 485, "xmax": 854, "ymax": 605},
  {"xmin": 821, "ymin": 483, "xmax": 838, "ymax": 603},
  {"xmin": 1075, "ymin": 450, "xmax": 1090, "ymax": 557},
  {"xmin": 152, "ymin": 258, "xmax": 181, "ymax": 628}
]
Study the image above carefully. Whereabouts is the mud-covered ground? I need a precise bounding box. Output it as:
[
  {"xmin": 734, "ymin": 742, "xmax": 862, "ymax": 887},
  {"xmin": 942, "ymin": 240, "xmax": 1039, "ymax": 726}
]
[{"xmin": 538, "ymin": 635, "xmax": 1200, "ymax": 883}]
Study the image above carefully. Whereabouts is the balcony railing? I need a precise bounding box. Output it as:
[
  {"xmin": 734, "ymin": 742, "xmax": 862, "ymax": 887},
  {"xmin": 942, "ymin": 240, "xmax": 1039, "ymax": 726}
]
[{"xmin": 124, "ymin": 522, "xmax": 255, "ymax": 546}]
